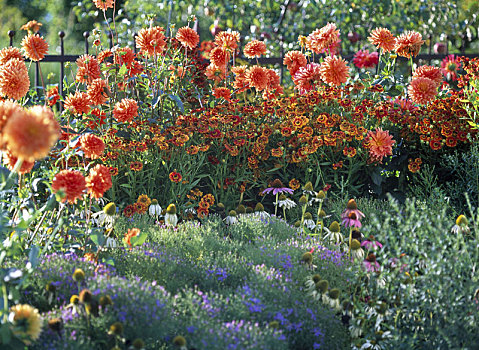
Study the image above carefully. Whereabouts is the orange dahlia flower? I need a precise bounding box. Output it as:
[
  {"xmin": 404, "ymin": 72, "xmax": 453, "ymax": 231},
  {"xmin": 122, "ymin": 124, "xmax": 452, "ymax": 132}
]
[
  {"xmin": 0, "ymin": 100, "xmax": 22, "ymax": 136},
  {"xmin": 20, "ymin": 20, "xmax": 42, "ymax": 34},
  {"xmin": 320, "ymin": 55, "xmax": 350, "ymax": 86},
  {"xmin": 244, "ymin": 40, "xmax": 267, "ymax": 58},
  {"xmin": 204, "ymin": 63, "xmax": 225, "ymax": 82},
  {"xmin": 3, "ymin": 105, "xmax": 59, "ymax": 162},
  {"xmin": 245, "ymin": 65, "xmax": 269, "ymax": 91},
  {"xmin": 368, "ymin": 28, "xmax": 396, "ymax": 52},
  {"xmin": 212, "ymin": 87, "xmax": 231, "ymax": 101},
  {"xmin": 214, "ymin": 31, "xmax": 240, "ymax": 51},
  {"xmin": 306, "ymin": 23, "xmax": 340, "ymax": 54},
  {"xmin": 113, "ymin": 98, "xmax": 138, "ymax": 123},
  {"xmin": 79, "ymin": 133, "xmax": 105, "ymax": 159},
  {"xmin": 412, "ymin": 65, "xmax": 443, "ymax": 87},
  {"xmin": 209, "ymin": 47, "xmax": 230, "ymax": 68},
  {"xmin": 293, "ymin": 63, "xmax": 322, "ymax": 92},
  {"xmin": 394, "ymin": 31, "xmax": 424, "ymax": 58},
  {"xmin": 366, "ymin": 128, "xmax": 395, "ymax": 163},
  {"xmin": 232, "ymin": 65, "xmax": 248, "ymax": 91},
  {"xmin": 46, "ymin": 86, "xmax": 60, "ymax": 106},
  {"xmin": 0, "ymin": 58, "xmax": 30, "ymax": 100},
  {"xmin": 0, "ymin": 47, "xmax": 23, "ymax": 66},
  {"xmin": 64, "ymin": 91, "xmax": 91, "ymax": 115},
  {"xmin": 86, "ymin": 164, "xmax": 112, "ymax": 199},
  {"xmin": 76, "ymin": 54, "xmax": 101, "ymax": 84},
  {"xmin": 114, "ymin": 47, "xmax": 135, "ymax": 67},
  {"xmin": 407, "ymin": 77, "xmax": 437, "ymax": 105},
  {"xmin": 176, "ymin": 27, "xmax": 200, "ymax": 50},
  {"xmin": 283, "ymin": 50, "xmax": 307, "ymax": 76},
  {"xmin": 21, "ymin": 34, "xmax": 48, "ymax": 61},
  {"xmin": 136, "ymin": 27, "xmax": 166, "ymax": 57},
  {"xmin": 93, "ymin": 0, "xmax": 114, "ymax": 11},
  {"xmin": 52, "ymin": 169, "xmax": 86, "ymax": 204},
  {"xmin": 87, "ymin": 78, "xmax": 109, "ymax": 105},
  {"xmin": 3, "ymin": 150, "xmax": 34, "ymax": 174}
]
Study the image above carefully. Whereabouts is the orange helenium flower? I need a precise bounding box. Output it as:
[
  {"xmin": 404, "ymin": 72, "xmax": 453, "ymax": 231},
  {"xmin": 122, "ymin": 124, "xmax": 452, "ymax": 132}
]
[
  {"xmin": 113, "ymin": 98, "xmax": 138, "ymax": 123},
  {"xmin": 86, "ymin": 164, "xmax": 112, "ymax": 199},
  {"xmin": 306, "ymin": 23, "xmax": 340, "ymax": 54},
  {"xmin": 136, "ymin": 27, "xmax": 166, "ymax": 57},
  {"xmin": 21, "ymin": 34, "xmax": 48, "ymax": 61},
  {"xmin": 0, "ymin": 47, "xmax": 23, "ymax": 66},
  {"xmin": 394, "ymin": 31, "xmax": 424, "ymax": 58},
  {"xmin": 93, "ymin": 0, "xmax": 114, "ymax": 11},
  {"xmin": 169, "ymin": 171, "xmax": 182, "ymax": 183},
  {"xmin": 407, "ymin": 77, "xmax": 438, "ymax": 105},
  {"xmin": 79, "ymin": 133, "xmax": 105, "ymax": 159},
  {"xmin": 244, "ymin": 40, "xmax": 267, "ymax": 58},
  {"xmin": 412, "ymin": 65, "xmax": 443, "ymax": 87},
  {"xmin": 368, "ymin": 28, "xmax": 396, "ymax": 52},
  {"xmin": 3, "ymin": 151, "xmax": 34, "ymax": 174},
  {"xmin": 3, "ymin": 106, "xmax": 60, "ymax": 162},
  {"xmin": 0, "ymin": 58, "xmax": 30, "ymax": 100},
  {"xmin": 366, "ymin": 128, "xmax": 395, "ymax": 162},
  {"xmin": 176, "ymin": 27, "xmax": 200, "ymax": 50},
  {"xmin": 52, "ymin": 169, "xmax": 86, "ymax": 204},
  {"xmin": 64, "ymin": 91, "xmax": 91, "ymax": 115},
  {"xmin": 320, "ymin": 55, "xmax": 350, "ymax": 86},
  {"xmin": 87, "ymin": 78, "xmax": 109, "ymax": 105},
  {"xmin": 76, "ymin": 54, "xmax": 101, "ymax": 84},
  {"xmin": 283, "ymin": 50, "xmax": 307, "ymax": 76},
  {"xmin": 245, "ymin": 65, "xmax": 269, "ymax": 91}
]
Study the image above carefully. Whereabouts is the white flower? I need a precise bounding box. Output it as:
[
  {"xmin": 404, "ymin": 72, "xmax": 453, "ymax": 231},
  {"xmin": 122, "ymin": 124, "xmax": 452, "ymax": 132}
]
[
  {"xmin": 165, "ymin": 213, "xmax": 178, "ymax": 227},
  {"xmin": 303, "ymin": 219, "xmax": 316, "ymax": 230},
  {"xmin": 254, "ymin": 211, "xmax": 270, "ymax": 220},
  {"xmin": 105, "ymin": 237, "xmax": 118, "ymax": 248},
  {"xmin": 351, "ymin": 247, "xmax": 365, "ymax": 261},
  {"xmin": 149, "ymin": 203, "xmax": 162, "ymax": 217},
  {"xmin": 323, "ymin": 228, "xmax": 343, "ymax": 244},
  {"xmin": 276, "ymin": 198, "xmax": 297, "ymax": 209},
  {"xmin": 225, "ymin": 215, "xmax": 238, "ymax": 225}
]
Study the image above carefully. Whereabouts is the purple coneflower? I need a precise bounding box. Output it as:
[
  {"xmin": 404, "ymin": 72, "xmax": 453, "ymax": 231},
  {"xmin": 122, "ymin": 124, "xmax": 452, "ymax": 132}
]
[
  {"xmin": 341, "ymin": 199, "xmax": 365, "ymax": 221},
  {"xmin": 361, "ymin": 235, "xmax": 383, "ymax": 250},
  {"xmin": 262, "ymin": 179, "xmax": 294, "ymax": 195},
  {"xmin": 342, "ymin": 211, "xmax": 362, "ymax": 228},
  {"xmin": 363, "ymin": 253, "xmax": 380, "ymax": 272}
]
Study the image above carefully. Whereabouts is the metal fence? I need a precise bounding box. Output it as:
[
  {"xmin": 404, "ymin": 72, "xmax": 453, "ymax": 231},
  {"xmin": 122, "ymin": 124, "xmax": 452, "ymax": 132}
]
[{"xmin": 6, "ymin": 29, "xmax": 479, "ymax": 101}]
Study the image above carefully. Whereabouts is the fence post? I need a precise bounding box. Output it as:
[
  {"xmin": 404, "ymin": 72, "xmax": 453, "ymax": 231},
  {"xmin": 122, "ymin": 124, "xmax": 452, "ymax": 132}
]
[
  {"xmin": 8, "ymin": 31, "xmax": 15, "ymax": 47},
  {"xmin": 109, "ymin": 31, "xmax": 113, "ymax": 49},
  {"xmin": 59, "ymin": 31, "xmax": 65, "ymax": 110},
  {"xmin": 83, "ymin": 31, "xmax": 90, "ymax": 54}
]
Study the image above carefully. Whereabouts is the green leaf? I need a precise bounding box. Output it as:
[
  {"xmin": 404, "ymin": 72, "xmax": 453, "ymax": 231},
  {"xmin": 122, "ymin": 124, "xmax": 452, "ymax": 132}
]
[
  {"xmin": 28, "ymin": 245, "xmax": 40, "ymax": 268},
  {"xmin": 90, "ymin": 231, "xmax": 105, "ymax": 247},
  {"xmin": 118, "ymin": 64, "xmax": 128, "ymax": 76},
  {"xmin": 168, "ymin": 94, "xmax": 184, "ymax": 113},
  {"xmin": 130, "ymin": 232, "xmax": 147, "ymax": 247}
]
